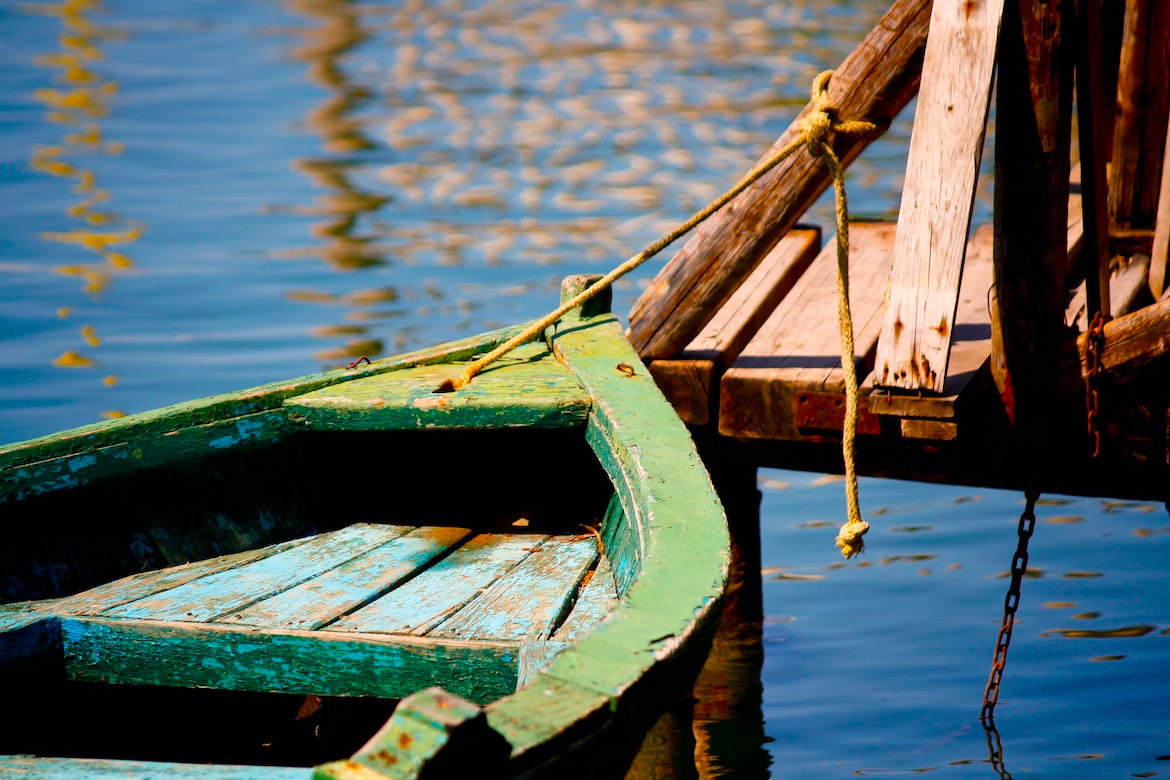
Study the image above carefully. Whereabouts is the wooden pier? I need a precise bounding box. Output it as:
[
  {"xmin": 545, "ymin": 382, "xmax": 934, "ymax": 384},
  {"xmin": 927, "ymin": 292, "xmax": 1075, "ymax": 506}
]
[{"xmin": 635, "ymin": 0, "xmax": 1170, "ymax": 501}]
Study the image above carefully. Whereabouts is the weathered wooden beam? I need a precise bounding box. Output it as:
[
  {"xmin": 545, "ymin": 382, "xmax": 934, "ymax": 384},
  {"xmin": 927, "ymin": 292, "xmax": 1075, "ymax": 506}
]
[
  {"xmin": 627, "ymin": 0, "xmax": 932, "ymax": 360},
  {"xmin": 1150, "ymin": 115, "xmax": 1170, "ymax": 297},
  {"xmin": 1109, "ymin": 0, "xmax": 1170, "ymax": 230},
  {"xmin": 1075, "ymin": 0, "xmax": 1113, "ymax": 318},
  {"xmin": 991, "ymin": 0, "xmax": 1073, "ymax": 438},
  {"xmin": 1074, "ymin": 295, "xmax": 1170, "ymax": 380},
  {"xmin": 873, "ymin": 0, "xmax": 1004, "ymax": 393}
]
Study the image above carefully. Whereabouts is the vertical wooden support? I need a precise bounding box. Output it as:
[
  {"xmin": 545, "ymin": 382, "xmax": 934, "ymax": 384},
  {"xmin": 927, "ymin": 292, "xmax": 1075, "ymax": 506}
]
[
  {"xmin": 1152, "ymin": 116, "xmax": 1170, "ymax": 298},
  {"xmin": 992, "ymin": 0, "xmax": 1073, "ymax": 443},
  {"xmin": 626, "ymin": 0, "xmax": 932, "ymax": 360},
  {"xmin": 874, "ymin": 0, "xmax": 1005, "ymax": 393},
  {"xmin": 1074, "ymin": 0, "xmax": 1112, "ymax": 318},
  {"xmin": 1109, "ymin": 0, "xmax": 1170, "ymax": 230}
]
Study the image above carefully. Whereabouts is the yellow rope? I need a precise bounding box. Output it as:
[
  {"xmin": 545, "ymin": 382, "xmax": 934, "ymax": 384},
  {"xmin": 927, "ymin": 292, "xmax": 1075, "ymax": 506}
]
[{"xmin": 438, "ymin": 72, "xmax": 874, "ymax": 557}]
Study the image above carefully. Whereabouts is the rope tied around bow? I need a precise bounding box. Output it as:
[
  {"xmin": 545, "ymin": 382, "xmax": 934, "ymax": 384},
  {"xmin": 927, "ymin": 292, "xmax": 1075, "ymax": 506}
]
[{"xmin": 436, "ymin": 72, "xmax": 876, "ymax": 557}]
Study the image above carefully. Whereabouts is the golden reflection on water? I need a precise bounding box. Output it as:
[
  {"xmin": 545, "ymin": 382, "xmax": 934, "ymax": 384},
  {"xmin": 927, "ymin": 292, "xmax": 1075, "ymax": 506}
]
[{"xmin": 29, "ymin": 0, "xmax": 139, "ymax": 399}]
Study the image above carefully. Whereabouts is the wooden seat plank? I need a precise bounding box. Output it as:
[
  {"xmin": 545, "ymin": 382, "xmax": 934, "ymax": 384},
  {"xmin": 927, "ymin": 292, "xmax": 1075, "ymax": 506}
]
[
  {"xmin": 0, "ymin": 756, "xmax": 307, "ymax": 779},
  {"xmin": 647, "ymin": 229, "xmax": 821, "ymax": 424},
  {"xmin": 328, "ymin": 533, "xmax": 547, "ymax": 636},
  {"xmin": 219, "ymin": 526, "xmax": 473, "ymax": 631},
  {"xmin": 104, "ymin": 524, "xmax": 411, "ymax": 623},
  {"xmin": 551, "ymin": 555, "xmax": 619, "ymax": 643},
  {"xmin": 42, "ymin": 540, "xmax": 307, "ymax": 617},
  {"xmin": 285, "ymin": 342, "xmax": 591, "ymax": 431},
  {"xmin": 873, "ymin": 0, "xmax": 1005, "ymax": 393},
  {"xmin": 719, "ymin": 223, "xmax": 897, "ymax": 440},
  {"xmin": 430, "ymin": 537, "xmax": 598, "ymax": 642}
]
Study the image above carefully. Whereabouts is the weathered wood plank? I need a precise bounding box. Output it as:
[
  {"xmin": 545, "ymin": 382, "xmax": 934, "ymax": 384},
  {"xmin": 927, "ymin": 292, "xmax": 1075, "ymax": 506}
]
[
  {"xmin": 991, "ymin": 0, "xmax": 1073, "ymax": 437},
  {"xmin": 221, "ymin": 526, "xmax": 473, "ymax": 631},
  {"xmin": 61, "ymin": 617, "xmax": 519, "ymax": 703},
  {"xmin": 551, "ymin": 555, "xmax": 620, "ymax": 643},
  {"xmin": 0, "ymin": 323, "xmax": 531, "ymax": 474},
  {"xmin": 329, "ymin": 534, "xmax": 546, "ymax": 636},
  {"xmin": 869, "ymin": 225, "xmax": 994, "ymax": 419},
  {"xmin": 285, "ymin": 343, "xmax": 591, "ymax": 431},
  {"xmin": 105, "ymin": 524, "xmax": 411, "ymax": 623},
  {"xmin": 0, "ymin": 756, "xmax": 308, "ymax": 779},
  {"xmin": 1076, "ymin": 0, "xmax": 1113, "ymax": 318},
  {"xmin": 0, "ymin": 610, "xmax": 60, "ymax": 663},
  {"xmin": 1066, "ymin": 253, "xmax": 1152, "ymax": 330},
  {"xmin": 719, "ymin": 223, "xmax": 897, "ymax": 440},
  {"xmin": 41, "ymin": 540, "xmax": 306, "ymax": 616},
  {"xmin": 1150, "ymin": 116, "xmax": 1170, "ymax": 297},
  {"xmin": 431, "ymin": 537, "xmax": 597, "ymax": 642},
  {"xmin": 1110, "ymin": 0, "xmax": 1170, "ymax": 230},
  {"xmin": 627, "ymin": 0, "xmax": 932, "ymax": 360},
  {"xmin": 874, "ymin": 0, "xmax": 1004, "ymax": 392},
  {"xmin": 647, "ymin": 229, "xmax": 822, "ymax": 424},
  {"xmin": 1074, "ymin": 294, "xmax": 1170, "ymax": 380}
]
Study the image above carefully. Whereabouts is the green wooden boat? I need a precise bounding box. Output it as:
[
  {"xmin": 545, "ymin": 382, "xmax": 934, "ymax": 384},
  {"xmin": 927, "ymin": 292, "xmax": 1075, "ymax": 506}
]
[{"xmin": 0, "ymin": 276, "xmax": 729, "ymax": 779}]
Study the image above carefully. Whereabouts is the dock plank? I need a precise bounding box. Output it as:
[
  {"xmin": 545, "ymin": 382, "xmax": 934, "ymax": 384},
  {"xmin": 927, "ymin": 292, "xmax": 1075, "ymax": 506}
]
[
  {"xmin": 719, "ymin": 223, "xmax": 896, "ymax": 440},
  {"xmin": 874, "ymin": 0, "xmax": 1005, "ymax": 393},
  {"xmin": 647, "ymin": 229, "xmax": 821, "ymax": 425},
  {"xmin": 329, "ymin": 533, "xmax": 546, "ymax": 636},
  {"xmin": 551, "ymin": 554, "xmax": 620, "ymax": 643},
  {"xmin": 430, "ymin": 537, "xmax": 598, "ymax": 642},
  {"xmin": 105, "ymin": 524, "xmax": 410, "ymax": 622},
  {"xmin": 220, "ymin": 526, "xmax": 473, "ymax": 630}
]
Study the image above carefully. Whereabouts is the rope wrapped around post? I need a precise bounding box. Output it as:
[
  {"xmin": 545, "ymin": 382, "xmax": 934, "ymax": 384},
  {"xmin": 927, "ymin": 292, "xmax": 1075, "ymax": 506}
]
[{"xmin": 438, "ymin": 72, "xmax": 875, "ymax": 557}]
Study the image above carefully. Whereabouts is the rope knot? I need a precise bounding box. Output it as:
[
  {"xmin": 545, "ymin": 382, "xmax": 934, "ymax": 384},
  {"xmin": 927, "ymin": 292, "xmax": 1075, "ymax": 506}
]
[
  {"xmin": 835, "ymin": 520, "xmax": 869, "ymax": 559},
  {"xmin": 799, "ymin": 70, "xmax": 877, "ymax": 159}
]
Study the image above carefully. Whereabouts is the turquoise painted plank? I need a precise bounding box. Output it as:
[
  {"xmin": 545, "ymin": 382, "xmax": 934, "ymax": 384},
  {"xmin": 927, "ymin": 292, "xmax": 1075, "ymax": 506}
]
[
  {"xmin": 285, "ymin": 343, "xmax": 590, "ymax": 432},
  {"xmin": 220, "ymin": 526, "xmax": 473, "ymax": 630},
  {"xmin": 0, "ymin": 756, "xmax": 309, "ymax": 778},
  {"xmin": 0, "ymin": 322, "xmax": 531, "ymax": 473},
  {"xmin": 597, "ymin": 491, "xmax": 640, "ymax": 597},
  {"xmin": 329, "ymin": 533, "xmax": 546, "ymax": 636},
  {"xmin": 430, "ymin": 538, "xmax": 597, "ymax": 642},
  {"xmin": 0, "ymin": 611, "xmax": 60, "ymax": 663},
  {"xmin": 105, "ymin": 524, "xmax": 410, "ymax": 622},
  {"xmin": 551, "ymin": 554, "xmax": 620, "ymax": 644},
  {"xmin": 61, "ymin": 617, "xmax": 519, "ymax": 703},
  {"xmin": 516, "ymin": 640, "xmax": 572, "ymax": 688},
  {"xmin": 46, "ymin": 538, "xmax": 308, "ymax": 617}
]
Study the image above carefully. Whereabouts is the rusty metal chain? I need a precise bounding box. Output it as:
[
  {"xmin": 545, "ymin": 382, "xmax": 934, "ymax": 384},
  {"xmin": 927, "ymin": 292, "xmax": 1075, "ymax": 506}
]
[
  {"xmin": 1084, "ymin": 311, "xmax": 1108, "ymax": 458},
  {"xmin": 980, "ymin": 489, "xmax": 1040, "ymax": 722}
]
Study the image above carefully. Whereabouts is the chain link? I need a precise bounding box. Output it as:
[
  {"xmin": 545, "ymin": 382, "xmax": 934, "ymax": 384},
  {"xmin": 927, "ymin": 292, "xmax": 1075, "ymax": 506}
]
[
  {"xmin": 1084, "ymin": 311, "xmax": 1108, "ymax": 458},
  {"xmin": 980, "ymin": 489, "xmax": 1040, "ymax": 721}
]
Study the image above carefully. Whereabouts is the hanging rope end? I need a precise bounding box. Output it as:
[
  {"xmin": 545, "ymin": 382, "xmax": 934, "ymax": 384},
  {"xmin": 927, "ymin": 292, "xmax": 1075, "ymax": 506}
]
[{"xmin": 835, "ymin": 520, "xmax": 869, "ymax": 559}]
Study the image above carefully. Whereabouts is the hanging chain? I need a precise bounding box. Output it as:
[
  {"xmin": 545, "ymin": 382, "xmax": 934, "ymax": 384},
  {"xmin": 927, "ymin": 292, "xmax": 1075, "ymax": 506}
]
[
  {"xmin": 982, "ymin": 718, "xmax": 1013, "ymax": 780},
  {"xmin": 980, "ymin": 489, "xmax": 1040, "ymax": 721},
  {"xmin": 1084, "ymin": 311, "xmax": 1108, "ymax": 458}
]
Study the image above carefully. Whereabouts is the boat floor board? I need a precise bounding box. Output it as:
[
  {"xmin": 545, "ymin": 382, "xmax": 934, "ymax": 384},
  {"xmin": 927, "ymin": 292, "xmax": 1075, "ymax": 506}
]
[
  {"xmin": 0, "ymin": 756, "xmax": 307, "ymax": 779},
  {"xmin": 285, "ymin": 342, "xmax": 592, "ymax": 431},
  {"xmin": 2, "ymin": 523, "xmax": 618, "ymax": 701}
]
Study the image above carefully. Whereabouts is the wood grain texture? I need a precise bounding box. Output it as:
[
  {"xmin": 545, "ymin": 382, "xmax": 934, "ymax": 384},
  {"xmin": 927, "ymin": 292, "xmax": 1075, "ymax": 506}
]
[
  {"xmin": 61, "ymin": 617, "xmax": 519, "ymax": 703},
  {"xmin": 627, "ymin": 0, "xmax": 932, "ymax": 359},
  {"xmin": 874, "ymin": 0, "xmax": 1004, "ymax": 392},
  {"xmin": 1110, "ymin": 0, "xmax": 1170, "ymax": 229},
  {"xmin": 329, "ymin": 533, "xmax": 546, "ymax": 636},
  {"xmin": 718, "ymin": 223, "xmax": 897, "ymax": 440},
  {"xmin": 1150, "ymin": 116, "xmax": 1170, "ymax": 297},
  {"xmin": 105, "ymin": 524, "xmax": 411, "ymax": 623},
  {"xmin": 1075, "ymin": 294, "xmax": 1170, "ymax": 379},
  {"xmin": 647, "ymin": 229, "xmax": 822, "ymax": 425},
  {"xmin": 430, "ymin": 537, "xmax": 597, "ymax": 642},
  {"xmin": 868, "ymin": 225, "xmax": 994, "ymax": 419},
  {"xmin": 285, "ymin": 343, "xmax": 591, "ymax": 431},
  {"xmin": 0, "ymin": 757, "xmax": 308, "ymax": 779},
  {"xmin": 1066, "ymin": 253, "xmax": 1151, "ymax": 331},
  {"xmin": 551, "ymin": 555, "xmax": 620, "ymax": 643},
  {"xmin": 221, "ymin": 526, "xmax": 473, "ymax": 631}
]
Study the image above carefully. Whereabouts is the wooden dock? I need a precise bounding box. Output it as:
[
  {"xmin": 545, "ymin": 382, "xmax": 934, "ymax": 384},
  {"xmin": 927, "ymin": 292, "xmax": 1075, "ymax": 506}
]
[{"xmin": 636, "ymin": 0, "xmax": 1170, "ymax": 500}]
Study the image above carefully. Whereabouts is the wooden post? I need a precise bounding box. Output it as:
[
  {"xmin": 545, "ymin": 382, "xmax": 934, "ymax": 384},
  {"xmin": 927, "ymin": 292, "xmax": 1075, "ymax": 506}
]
[
  {"xmin": 1074, "ymin": 0, "xmax": 1112, "ymax": 318},
  {"xmin": 627, "ymin": 0, "xmax": 932, "ymax": 360},
  {"xmin": 991, "ymin": 0, "xmax": 1073, "ymax": 445},
  {"xmin": 874, "ymin": 0, "xmax": 1005, "ymax": 393},
  {"xmin": 1152, "ymin": 116, "xmax": 1170, "ymax": 298},
  {"xmin": 1109, "ymin": 0, "xmax": 1170, "ymax": 230}
]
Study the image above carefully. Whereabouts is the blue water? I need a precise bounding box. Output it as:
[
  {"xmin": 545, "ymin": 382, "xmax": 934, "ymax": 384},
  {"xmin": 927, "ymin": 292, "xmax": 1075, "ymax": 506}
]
[{"xmin": 0, "ymin": 0, "xmax": 1164, "ymax": 777}]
